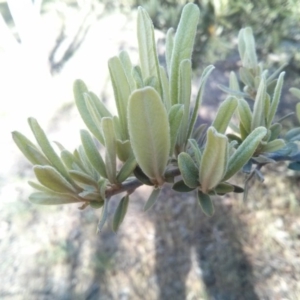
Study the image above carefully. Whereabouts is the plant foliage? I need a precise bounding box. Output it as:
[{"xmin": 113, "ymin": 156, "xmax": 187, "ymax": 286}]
[{"xmin": 12, "ymin": 3, "xmax": 300, "ymax": 232}]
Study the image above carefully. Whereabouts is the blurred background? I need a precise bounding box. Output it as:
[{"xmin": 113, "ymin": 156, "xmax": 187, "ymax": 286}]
[{"xmin": 1, "ymin": 0, "xmax": 300, "ymax": 299}]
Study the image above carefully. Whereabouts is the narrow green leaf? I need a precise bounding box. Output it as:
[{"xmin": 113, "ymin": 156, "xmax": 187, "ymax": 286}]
[
  {"xmin": 113, "ymin": 195, "xmax": 130, "ymax": 232},
  {"xmin": 237, "ymin": 98, "xmax": 252, "ymax": 134},
  {"xmin": 239, "ymin": 67, "xmax": 255, "ymax": 88},
  {"xmin": 168, "ymin": 104, "xmax": 184, "ymax": 156},
  {"xmin": 159, "ymin": 66, "xmax": 171, "ymax": 112},
  {"xmin": 192, "ymin": 124, "xmax": 207, "ymax": 143},
  {"xmin": 108, "ymin": 56, "xmax": 131, "ymax": 140},
  {"xmin": 229, "ymin": 71, "xmax": 240, "ymax": 92},
  {"xmin": 165, "ymin": 28, "xmax": 174, "ymax": 76},
  {"xmin": 144, "ymin": 188, "xmax": 161, "ymax": 212},
  {"xmin": 80, "ymin": 130, "xmax": 107, "ymax": 178},
  {"xmin": 73, "ymin": 79, "xmax": 104, "ymax": 143},
  {"xmin": 28, "ymin": 118, "xmax": 73, "ymax": 183},
  {"xmin": 172, "ymin": 180, "xmax": 195, "ymax": 192},
  {"xmin": 260, "ymin": 139, "xmax": 285, "ymax": 153},
  {"xmin": 218, "ymin": 84, "xmax": 249, "ymax": 98},
  {"xmin": 97, "ymin": 198, "xmax": 109, "ymax": 233},
  {"xmin": 187, "ymin": 65, "xmax": 215, "ymax": 140},
  {"xmin": 29, "ymin": 192, "xmax": 82, "ymax": 205},
  {"xmin": 137, "ymin": 7, "xmax": 161, "ymax": 95},
  {"xmin": 243, "ymin": 27, "xmax": 258, "ymax": 69},
  {"xmin": 197, "ymin": 191, "xmax": 214, "ymax": 217},
  {"xmin": 132, "ymin": 65, "xmax": 144, "ymax": 88},
  {"xmin": 169, "ymin": 3, "xmax": 199, "ymax": 105},
  {"xmin": 269, "ymin": 123, "xmax": 282, "ymax": 141},
  {"xmin": 87, "ymin": 91, "xmax": 112, "ymax": 118},
  {"xmin": 177, "ymin": 59, "xmax": 192, "ymax": 146},
  {"xmin": 178, "ymin": 152, "xmax": 199, "ymax": 188},
  {"xmin": 69, "ymin": 170, "xmax": 98, "ymax": 187},
  {"xmin": 267, "ymin": 72, "xmax": 285, "ymax": 127},
  {"xmin": 223, "ymin": 126, "xmax": 267, "ymax": 181},
  {"xmin": 199, "ymin": 127, "xmax": 228, "ymax": 193},
  {"xmin": 251, "ymin": 76, "xmax": 266, "ymax": 130},
  {"xmin": 12, "ymin": 131, "xmax": 50, "ymax": 166},
  {"xmin": 102, "ymin": 117, "xmax": 117, "ymax": 183},
  {"xmin": 285, "ymin": 127, "xmax": 300, "ymax": 141},
  {"xmin": 33, "ymin": 165, "xmax": 78, "ymax": 194},
  {"xmin": 28, "ymin": 181, "xmax": 55, "ymax": 193},
  {"xmin": 79, "ymin": 190, "xmax": 102, "ymax": 201},
  {"xmin": 212, "ymin": 96, "xmax": 238, "ymax": 134},
  {"xmin": 128, "ymin": 87, "xmax": 170, "ymax": 185},
  {"xmin": 116, "ymin": 139, "xmax": 132, "ymax": 162},
  {"xmin": 61, "ymin": 150, "xmax": 82, "ymax": 171},
  {"xmin": 119, "ymin": 50, "xmax": 136, "ymax": 92},
  {"xmin": 116, "ymin": 155, "xmax": 137, "ymax": 183},
  {"xmin": 188, "ymin": 139, "xmax": 202, "ymax": 166}
]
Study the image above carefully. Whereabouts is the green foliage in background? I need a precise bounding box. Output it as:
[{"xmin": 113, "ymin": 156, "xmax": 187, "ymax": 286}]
[{"xmin": 12, "ymin": 3, "xmax": 300, "ymax": 232}]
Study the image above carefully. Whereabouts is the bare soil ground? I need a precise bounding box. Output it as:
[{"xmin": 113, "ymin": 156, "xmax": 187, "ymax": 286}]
[{"xmin": 1, "ymin": 7, "xmax": 300, "ymax": 300}]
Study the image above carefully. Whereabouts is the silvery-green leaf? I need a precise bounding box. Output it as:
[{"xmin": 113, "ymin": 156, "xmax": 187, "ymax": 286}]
[
  {"xmin": 69, "ymin": 170, "xmax": 98, "ymax": 187},
  {"xmin": 144, "ymin": 188, "xmax": 161, "ymax": 212},
  {"xmin": 133, "ymin": 166, "xmax": 154, "ymax": 186},
  {"xmin": 251, "ymin": 76, "xmax": 266, "ymax": 130},
  {"xmin": 132, "ymin": 65, "xmax": 144, "ymax": 88},
  {"xmin": 172, "ymin": 180, "xmax": 195, "ymax": 192},
  {"xmin": 239, "ymin": 67, "xmax": 255, "ymax": 88},
  {"xmin": 243, "ymin": 27, "xmax": 258, "ymax": 69},
  {"xmin": 239, "ymin": 122, "xmax": 248, "ymax": 140},
  {"xmin": 199, "ymin": 127, "xmax": 228, "ymax": 193},
  {"xmin": 285, "ymin": 127, "xmax": 300, "ymax": 141},
  {"xmin": 212, "ymin": 96, "xmax": 238, "ymax": 134},
  {"xmin": 188, "ymin": 139, "xmax": 202, "ymax": 165},
  {"xmin": 227, "ymin": 133, "xmax": 242, "ymax": 144},
  {"xmin": 229, "ymin": 71, "xmax": 240, "ymax": 92},
  {"xmin": 79, "ymin": 190, "xmax": 102, "ymax": 201},
  {"xmin": 168, "ymin": 104, "xmax": 184, "ymax": 155},
  {"xmin": 266, "ymin": 63, "xmax": 287, "ymax": 84},
  {"xmin": 80, "ymin": 130, "xmax": 107, "ymax": 178},
  {"xmin": 28, "ymin": 119, "xmax": 78, "ymax": 187},
  {"xmin": 34, "ymin": 165, "xmax": 78, "ymax": 193},
  {"xmin": 269, "ymin": 123, "xmax": 282, "ymax": 142},
  {"xmin": 87, "ymin": 91, "xmax": 112, "ymax": 118},
  {"xmin": 238, "ymin": 98, "xmax": 252, "ymax": 134},
  {"xmin": 197, "ymin": 191, "xmax": 214, "ymax": 217},
  {"xmin": 102, "ymin": 117, "xmax": 117, "ymax": 183},
  {"xmin": 116, "ymin": 155, "xmax": 137, "ymax": 183},
  {"xmin": 232, "ymin": 185, "xmax": 244, "ymax": 193},
  {"xmin": 238, "ymin": 28, "xmax": 246, "ymax": 64},
  {"xmin": 177, "ymin": 59, "xmax": 192, "ymax": 147},
  {"xmin": 113, "ymin": 195, "xmax": 129, "ymax": 232},
  {"xmin": 159, "ymin": 66, "xmax": 171, "ymax": 111},
  {"xmin": 144, "ymin": 76, "xmax": 158, "ymax": 90},
  {"xmin": 78, "ymin": 145, "xmax": 98, "ymax": 180},
  {"xmin": 290, "ymin": 88, "xmax": 300, "ymax": 100},
  {"xmin": 119, "ymin": 50, "xmax": 136, "ymax": 92},
  {"xmin": 169, "ymin": 3, "xmax": 199, "ymax": 105},
  {"xmin": 223, "ymin": 126, "xmax": 267, "ymax": 181},
  {"xmin": 165, "ymin": 28, "xmax": 174, "ymax": 76},
  {"xmin": 137, "ymin": 7, "xmax": 161, "ymax": 95},
  {"xmin": 12, "ymin": 131, "xmax": 50, "ymax": 165},
  {"xmin": 187, "ymin": 65, "xmax": 215, "ymax": 140},
  {"xmin": 28, "ymin": 180, "xmax": 54, "ymax": 193},
  {"xmin": 251, "ymin": 155, "xmax": 275, "ymax": 164},
  {"xmin": 74, "ymin": 79, "xmax": 104, "ymax": 144},
  {"xmin": 29, "ymin": 192, "xmax": 82, "ymax": 205},
  {"xmin": 108, "ymin": 56, "xmax": 131, "ymax": 140},
  {"xmin": 178, "ymin": 152, "xmax": 199, "ymax": 188},
  {"xmin": 260, "ymin": 139, "xmax": 285, "ymax": 153},
  {"xmin": 128, "ymin": 87, "xmax": 170, "ymax": 185},
  {"xmin": 267, "ymin": 72, "xmax": 285, "ymax": 127},
  {"xmin": 192, "ymin": 124, "xmax": 207, "ymax": 144},
  {"xmin": 214, "ymin": 182, "xmax": 234, "ymax": 195},
  {"xmin": 61, "ymin": 150, "xmax": 82, "ymax": 172},
  {"xmin": 97, "ymin": 198, "xmax": 109, "ymax": 233},
  {"xmin": 218, "ymin": 85, "xmax": 249, "ymax": 98}
]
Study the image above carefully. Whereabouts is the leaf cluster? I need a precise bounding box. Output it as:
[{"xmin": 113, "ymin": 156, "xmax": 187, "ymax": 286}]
[{"xmin": 12, "ymin": 3, "xmax": 300, "ymax": 231}]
